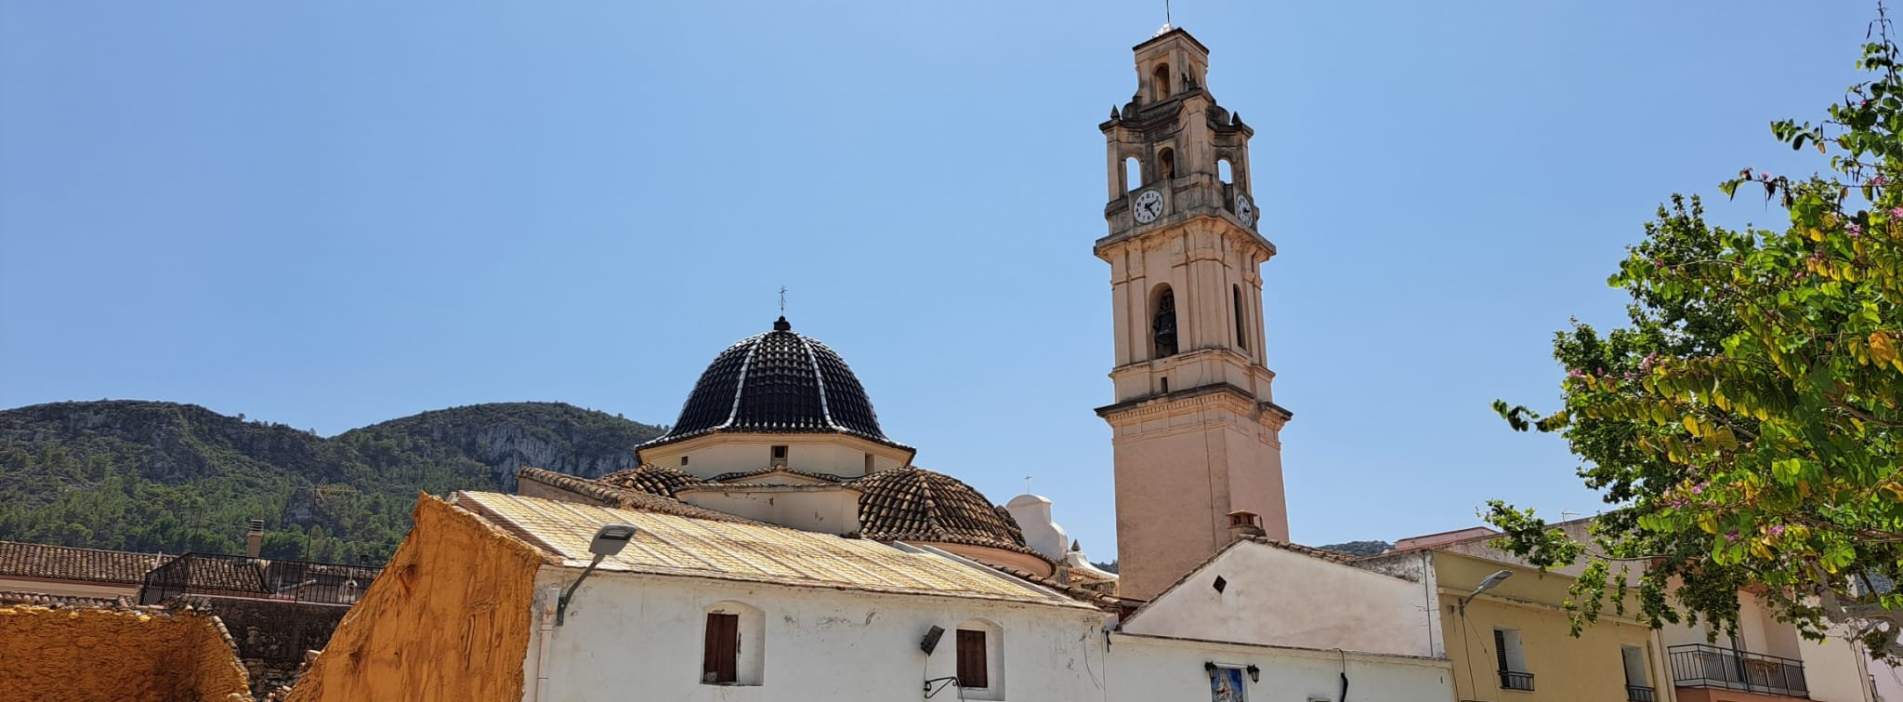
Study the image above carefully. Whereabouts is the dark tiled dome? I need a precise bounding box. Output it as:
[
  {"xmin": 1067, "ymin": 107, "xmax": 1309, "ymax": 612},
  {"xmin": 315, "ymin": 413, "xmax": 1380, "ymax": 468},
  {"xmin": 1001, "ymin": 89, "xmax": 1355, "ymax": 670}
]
[{"xmin": 644, "ymin": 317, "xmax": 893, "ymax": 448}]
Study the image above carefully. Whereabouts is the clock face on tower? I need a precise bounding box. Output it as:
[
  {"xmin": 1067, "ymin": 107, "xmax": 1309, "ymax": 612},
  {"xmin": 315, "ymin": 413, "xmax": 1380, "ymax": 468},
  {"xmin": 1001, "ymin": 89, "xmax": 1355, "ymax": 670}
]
[
  {"xmin": 1235, "ymin": 194, "xmax": 1255, "ymax": 227},
  {"xmin": 1132, "ymin": 189, "xmax": 1164, "ymax": 224}
]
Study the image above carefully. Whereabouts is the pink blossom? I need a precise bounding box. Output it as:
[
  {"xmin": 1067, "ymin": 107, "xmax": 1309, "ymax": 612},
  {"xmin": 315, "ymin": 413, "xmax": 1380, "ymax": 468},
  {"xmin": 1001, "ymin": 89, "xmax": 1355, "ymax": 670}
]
[
  {"xmin": 1890, "ymin": 207, "xmax": 1902, "ymax": 218},
  {"xmin": 1567, "ymin": 369, "xmax": 1585, "ymax": 379},
  {"xmin": 1874, "ymin": 175, "xmax": 1889, "ymax": 187},
  {"xmin": 1768, "ymin": 525, "xmax": 1786, "ymax": 537},
  {"xmin": 1849, "ymin": 223, "xmax": 1864, "ymax": 237},
  {"xmin": 1692, "ymin": 483, "xmax": 1707, "ymax": 495}
]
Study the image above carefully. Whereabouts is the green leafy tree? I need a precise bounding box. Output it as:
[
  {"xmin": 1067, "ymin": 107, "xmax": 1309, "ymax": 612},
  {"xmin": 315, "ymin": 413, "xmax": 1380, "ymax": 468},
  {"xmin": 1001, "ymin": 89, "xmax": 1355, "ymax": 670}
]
[{"xmin": 1492, "ymin": 11, "xmax": 1903, "ymax": 659}]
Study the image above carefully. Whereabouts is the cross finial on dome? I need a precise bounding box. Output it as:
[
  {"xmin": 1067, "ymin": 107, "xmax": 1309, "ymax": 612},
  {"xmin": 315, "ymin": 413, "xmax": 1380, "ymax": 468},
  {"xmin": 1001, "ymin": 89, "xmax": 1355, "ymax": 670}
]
[{"xmin": 773, "ymin": 315, "xmax": 792, "ymax": 332}]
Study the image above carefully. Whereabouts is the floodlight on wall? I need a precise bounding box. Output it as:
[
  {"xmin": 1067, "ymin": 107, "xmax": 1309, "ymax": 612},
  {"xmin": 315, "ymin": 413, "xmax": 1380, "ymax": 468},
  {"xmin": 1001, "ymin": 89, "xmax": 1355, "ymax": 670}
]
[
  {"xmin": 1457, "ymin": 569, "xmax": 1514, "ymax": 614},
  {"xmin": 555, "ymin": 523, "xmax": 637, "ymax": 626},
  {"xmin": 920, "ymin": 625, "xmax": 945, "ymax": 655}
]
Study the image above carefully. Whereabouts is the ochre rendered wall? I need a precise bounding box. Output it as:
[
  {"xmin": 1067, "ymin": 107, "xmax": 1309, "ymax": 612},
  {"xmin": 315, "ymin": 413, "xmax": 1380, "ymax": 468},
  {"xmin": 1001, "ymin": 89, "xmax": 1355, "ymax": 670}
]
[
  {"xmin": 0, "ymin": 605, "xmax": 251, "ymax": 702},
  {"xmin": 285, "ymin": 494, "xmax": 547, "ymax": 702}
]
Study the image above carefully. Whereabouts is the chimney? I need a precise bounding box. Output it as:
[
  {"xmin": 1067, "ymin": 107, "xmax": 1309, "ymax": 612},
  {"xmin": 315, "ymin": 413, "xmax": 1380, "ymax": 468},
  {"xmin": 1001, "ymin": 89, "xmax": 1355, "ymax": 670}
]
[
  {"xmin": 1227, "ymin": 511, "xmax": 1265, "ymax": 542},
  {"xmin": 245, "ymin": 519, "xmax": 265, "ymax": 558}
]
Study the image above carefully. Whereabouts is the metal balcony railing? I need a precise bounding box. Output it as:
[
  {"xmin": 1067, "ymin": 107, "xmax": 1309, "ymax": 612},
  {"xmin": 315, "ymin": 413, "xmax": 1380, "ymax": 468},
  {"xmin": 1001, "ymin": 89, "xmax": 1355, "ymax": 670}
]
[
  {"xmin": 1668, "ymin": 643, "xmax": 1808, "ymax": 698},
  {"xmin": 1498, "ymin": 670, "xmax": 1535, "ymax": 691},
  {"xmin": 138, "ymin": 553, "xmax": 381, "ymax": 606},
  {"xmin": 1626, "ymin": 683, "xmax": 1657, "ymax": 702}
]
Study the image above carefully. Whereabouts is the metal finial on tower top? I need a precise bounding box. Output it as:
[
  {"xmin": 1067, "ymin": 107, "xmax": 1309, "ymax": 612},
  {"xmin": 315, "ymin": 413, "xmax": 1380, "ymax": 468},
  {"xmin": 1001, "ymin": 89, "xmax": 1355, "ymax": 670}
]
[{"xmin": 1155, "ymin": 0, "xmax": 1174, "ymax": 35}]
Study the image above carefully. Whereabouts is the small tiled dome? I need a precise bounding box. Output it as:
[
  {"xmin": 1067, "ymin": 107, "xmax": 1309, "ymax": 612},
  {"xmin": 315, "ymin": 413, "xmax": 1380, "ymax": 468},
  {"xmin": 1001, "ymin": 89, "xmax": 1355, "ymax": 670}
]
[
  {"xmin": 855, "ymin": 468, "xmax": 1029, "ymax": 553},
  {"xmin": 642, "ymin": 317, "xmax": 889, "ymax": 449},
  {"xmin": 597, "ymin": 464, "xmax": 703, "ymax": 497}
]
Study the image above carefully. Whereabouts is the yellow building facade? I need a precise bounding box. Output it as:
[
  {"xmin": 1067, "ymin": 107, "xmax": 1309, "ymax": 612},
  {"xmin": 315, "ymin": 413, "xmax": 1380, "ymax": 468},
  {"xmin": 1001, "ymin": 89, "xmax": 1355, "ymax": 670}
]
[
  {"xmin": 1435, "ymin": 551, "xmax": 1672, "ymax": 702},
  {"xmin": 1362, "ymin": 542, "xmax": 1674, "ymax": 702}
]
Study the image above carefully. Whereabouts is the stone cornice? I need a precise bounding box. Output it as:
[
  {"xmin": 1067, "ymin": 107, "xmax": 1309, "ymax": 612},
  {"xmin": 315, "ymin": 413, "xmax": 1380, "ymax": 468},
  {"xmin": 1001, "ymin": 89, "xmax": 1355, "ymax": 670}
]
[{"xmin": 1095, "ymin": 382, "xmax": 1292, "ymax": 425}]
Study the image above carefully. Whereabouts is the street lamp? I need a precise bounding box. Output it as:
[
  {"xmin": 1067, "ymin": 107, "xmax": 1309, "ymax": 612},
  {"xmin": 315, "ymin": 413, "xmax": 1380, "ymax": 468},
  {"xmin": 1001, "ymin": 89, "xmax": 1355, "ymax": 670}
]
[
  {"xmin": 1458, "ymin": 569, "xmax": 1514, "ymax": 614},
  {"xmin": 555, "ymin": 523, "xmax": 637, "ymax": 625}
]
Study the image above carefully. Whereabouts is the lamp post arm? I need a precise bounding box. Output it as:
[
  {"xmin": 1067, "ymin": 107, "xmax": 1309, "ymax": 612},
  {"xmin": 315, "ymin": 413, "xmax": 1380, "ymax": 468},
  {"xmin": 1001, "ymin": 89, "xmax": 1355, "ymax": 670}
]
[{"xmin": 555, "ymin": 553, "xmax": 607, "ymax": 626}]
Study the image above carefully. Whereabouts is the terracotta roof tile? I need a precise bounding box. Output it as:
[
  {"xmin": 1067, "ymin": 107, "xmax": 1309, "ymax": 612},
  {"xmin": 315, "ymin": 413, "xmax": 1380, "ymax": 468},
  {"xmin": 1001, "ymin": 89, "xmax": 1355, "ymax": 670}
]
[
  {"xmin": 0, "ymin": 591, "xmax": 134, "ymax": 609},
  {"xmin": 517, "ymin": 467, "xmax": 751, "ymax": 523},
  {"xmin": 144, "ymin": 555, "xmax": 271, "ymax": 595},
  {"xmin": 597, "ymin": 464, "xmax": 704, "ymax": 497},
  {"xmin": 982, "ymin": 564, "xmax": 1121, "ymax": 611},
  {"xmin": 0, "ymin": 540, "xmax": 162, "ymax": 585},
  {"xmin": 706, "ymin": 466, "xmax": 849, "ymax": 484},
  {"xmin": 854, "ymin": 468, "xmax": 1042, "ymax": 560}
]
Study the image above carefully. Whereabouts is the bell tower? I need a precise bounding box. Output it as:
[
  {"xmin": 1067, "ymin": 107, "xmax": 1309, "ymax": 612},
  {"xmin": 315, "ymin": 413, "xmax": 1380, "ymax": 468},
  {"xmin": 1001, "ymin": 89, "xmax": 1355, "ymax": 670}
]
[{"xmin": 1094, "ymin": 28, "xmax": 1292, "ymax": 600}]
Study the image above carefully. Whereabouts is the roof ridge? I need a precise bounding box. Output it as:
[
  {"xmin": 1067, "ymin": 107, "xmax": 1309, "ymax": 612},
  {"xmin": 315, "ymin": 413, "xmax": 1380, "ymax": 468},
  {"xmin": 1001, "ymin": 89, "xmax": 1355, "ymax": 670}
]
[
  {"xmin": 719, "ymin": 332, "xmax": 765, "ymax": 431},
  {"xmin": 793, "ymin": 333, "xmax": 842, "ymax": 433}
]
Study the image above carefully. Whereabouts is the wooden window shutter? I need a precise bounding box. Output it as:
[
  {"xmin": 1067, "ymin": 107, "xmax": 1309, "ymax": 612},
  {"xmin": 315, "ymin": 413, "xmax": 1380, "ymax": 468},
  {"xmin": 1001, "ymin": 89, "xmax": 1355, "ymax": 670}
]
[
  {"xmin": 1493, "ymin": 629, "xmax": 1510, "ymax": 672},
  {"xmin": 703, "ymin": 613, "xmax": 739, "ymax": 683},
  {"xmin": 956, "ymin": 629, "xmax": 988, "ymax": 688}
]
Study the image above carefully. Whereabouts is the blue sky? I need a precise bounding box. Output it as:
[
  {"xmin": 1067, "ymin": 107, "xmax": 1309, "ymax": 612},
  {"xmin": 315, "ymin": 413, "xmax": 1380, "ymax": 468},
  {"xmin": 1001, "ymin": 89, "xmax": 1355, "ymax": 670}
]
[{"xmin": 0, "ymin": 1, "xmax": 1878, "ymax": 556}]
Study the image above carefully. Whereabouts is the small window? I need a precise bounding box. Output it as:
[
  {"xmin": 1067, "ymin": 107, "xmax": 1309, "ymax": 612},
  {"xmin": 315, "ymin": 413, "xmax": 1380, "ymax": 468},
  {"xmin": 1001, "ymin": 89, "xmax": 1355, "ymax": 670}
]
[
  {"xmin": 701, "ymin": 603, "xmax": 764, "ymax": 685},
  {"xmin": 703, "ymin": 612, "xmax": 739, "ymax": 684},
  {"xmin": 863, "ymin": 452, "xmax": 874, "ymax": 475},
  {"xmin": 1495, "ymin": 628, "xmax": 1532, "ymax": 691},
  {"xmin": 770, "ymin": 445, "xmax": 788, "ymax": 466},
  {"xmin": 1159, "ymin": 377, "xmax": 1169, "ymax": 394},
  {"xmin": 1622, "ymin": 645, "xmax": 1650, "ymax": 691},
  {"xmin": 1152, "ymin": 63, "xmax": 1171, "ymax": 100},
  {"xmin": 1125, "ymin": 157, "xmax": 1143, "ymax": 191},
  {"xmin": 1233, "ymin": 285, "xmax": 1248, "ymax": 351},
  {"xmin": 680, "ymin": 455, "xmax": 690, "ymax": 466},
  {"xmin": 957, "ymin": 629, "xmax": 989, "ymax": 688},
  {"xmin": 1158, "ymin": 148, "xmax": 1176, "ymax": 180}
]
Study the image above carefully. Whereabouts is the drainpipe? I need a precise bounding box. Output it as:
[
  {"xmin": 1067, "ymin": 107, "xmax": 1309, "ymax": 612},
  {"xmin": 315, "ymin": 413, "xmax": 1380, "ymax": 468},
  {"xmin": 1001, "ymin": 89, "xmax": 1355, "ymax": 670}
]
[{"xmin": 532, "ymin": 587, "xmax": 557, "ymax": 702}]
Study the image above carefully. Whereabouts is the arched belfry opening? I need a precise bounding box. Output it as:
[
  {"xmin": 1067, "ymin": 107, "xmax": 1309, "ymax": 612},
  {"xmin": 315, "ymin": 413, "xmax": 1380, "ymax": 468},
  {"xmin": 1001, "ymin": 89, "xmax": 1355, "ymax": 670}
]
[
  {"xmin": 1151, "ymin": 285, "xmax": 1178, "ymax": 359},
  {"xmin": 1158, "ymin": 148, "xmax": 1176, "ymax": 180},
  {"xmin": 1152, "ymin": 63, "xmax": 1171, "ymax": 100},
  {"xmin": 1125, "ymin": 157, "xmax": 1143, "ymax": 191},
  {"xmin": 1218, "ymin": 158, "xmax": 1234, "ymax": 184}
]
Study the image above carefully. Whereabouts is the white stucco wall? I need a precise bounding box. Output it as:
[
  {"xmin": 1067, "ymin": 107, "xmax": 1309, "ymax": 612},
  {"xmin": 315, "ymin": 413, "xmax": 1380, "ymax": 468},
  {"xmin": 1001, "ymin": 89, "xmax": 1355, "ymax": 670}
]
[
  {"xmin": 522, "ymin": 562, "xmax": 1460, "ymax": 702},
  {"xmin": 1106, "ymin": 633, "xmax": 1454, "ymax": 702},
  {"xmin": 524, "ymin": 568, "xmax": 1108, "ymax": 702},
  {"xmin": 1873, "ymin": 656, "xmax": 1903, "ymax": 702},
  {"xmin": 643, "ymin": 433, "xmax": 909, "ymax": 479},
  {"xmin": 1801, "ymin": 630, "xmax": 1876, "ymax": 702},
  {"xmin": 1122, "ymin": 541, "xmax": 1435, "ymax": 658},
  {"xmin": 676, "ymin": 487, "xmax": 862, "ymax": 535}
]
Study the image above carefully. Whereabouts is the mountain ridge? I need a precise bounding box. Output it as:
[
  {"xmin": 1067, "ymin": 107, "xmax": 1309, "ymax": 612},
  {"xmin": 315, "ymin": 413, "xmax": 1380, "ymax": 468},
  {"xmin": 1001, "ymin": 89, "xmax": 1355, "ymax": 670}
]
[{"xmin": 0, "ymin": 399, "xmax": 664, "ymax": 563}]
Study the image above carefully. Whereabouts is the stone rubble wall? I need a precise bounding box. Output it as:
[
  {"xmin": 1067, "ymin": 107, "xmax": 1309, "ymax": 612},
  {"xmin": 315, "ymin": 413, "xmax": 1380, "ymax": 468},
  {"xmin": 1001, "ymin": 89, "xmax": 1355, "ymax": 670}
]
[{"xmin": 0, "ymin": 604, "xmax": 251, "ymax": 702}]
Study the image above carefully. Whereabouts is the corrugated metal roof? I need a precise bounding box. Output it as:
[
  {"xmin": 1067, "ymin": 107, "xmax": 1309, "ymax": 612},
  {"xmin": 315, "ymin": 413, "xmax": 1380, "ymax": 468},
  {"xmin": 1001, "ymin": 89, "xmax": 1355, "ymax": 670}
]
[{"xmin": 452, "ymin": 491, "xmax": 1086, "ymax": 608}]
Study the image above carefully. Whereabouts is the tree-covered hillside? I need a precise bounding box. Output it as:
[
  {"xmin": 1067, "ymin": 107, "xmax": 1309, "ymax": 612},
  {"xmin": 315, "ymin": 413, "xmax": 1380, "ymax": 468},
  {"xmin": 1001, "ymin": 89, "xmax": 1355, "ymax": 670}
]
[{"xmin": 0, "ymin": 400, "xmax": 663, "ymax": 564}]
